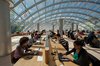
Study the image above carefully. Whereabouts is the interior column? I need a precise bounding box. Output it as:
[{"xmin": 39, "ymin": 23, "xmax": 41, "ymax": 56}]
[
  {"xmin": 37, "ymin": 23, "xmax": 40, "ymax": 32},
  {"xmin": 59, "ymin": 19, "xmax": 63, "ymax": 37},
  {"xmin": 76, "ymin": 24, "xmax": 78, "ymax": 31},
  {"xmin": 71, "ymin": 23, "xmax": 74, "ymax": 31},
  {"xmin": 0, "ymin": 0, "xmax": 12, "ymax": 66},
  {"xmin": 52, "ymin": 24, "xmax": 54, "ymax": 32}
]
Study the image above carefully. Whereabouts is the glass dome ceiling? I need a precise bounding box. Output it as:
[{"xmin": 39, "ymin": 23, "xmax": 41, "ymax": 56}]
[{"xmin": 9, "ymin": 0, "xmax": 100, "ymax": 31}]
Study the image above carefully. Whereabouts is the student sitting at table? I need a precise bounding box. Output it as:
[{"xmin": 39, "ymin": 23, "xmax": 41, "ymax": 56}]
[
  {"xmin": 56, "ymin": 30, "xmax": 61, "ymax": 40},
  {"xmin": 74, "ymin": 30, "xmax": 81, "ymax": 40},
  {"xmin": 87, "ymin": 31, "xmax": 98, "ymax": 47},
  {"xmin": 62, "ymin": 40, "xmax": 91, "ymax": 66},
  {"xmin": 70, "ymin": 31, "xmax": 75, "ymax": 40},
  {"xmin": 12, "ymin": 37, "xmax": 32, "ymax": 63}
]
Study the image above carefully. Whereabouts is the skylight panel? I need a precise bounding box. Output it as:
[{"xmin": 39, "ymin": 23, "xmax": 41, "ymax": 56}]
[
  {"xmin": 21, "ymin": 12, "xmax": 30, "ymax": 19},
  {"xmin": 46, "ymin": 0, "xmax": 53, "ymax": 6},
  {"xmin": 23, "ymin": 0, "xmax": 35, "ymax": 8},
  {"xmin": 29, "ymin": 6, "xmax": 37, "ymax": 14},
  {"xmin": 37, "ymin": 2, "xmax": 45, "ymax": 9},
  {"xmin": 35, "ymin": 0, "xmax": 42, "ymax": 3},
  {"xmin": 12, "ymin": 0, "xmax": 19, "ymax": 4},
  {"xmin": 14, "ymin": 3, "xmax": 25, "ymax": 14},
  {"xmin": 55, "ymin": 0, "xmax": 62, "ymax": 3},
  {"xmin": 10, "ymin": 11, "xmax": 18, "ymax": 20}
]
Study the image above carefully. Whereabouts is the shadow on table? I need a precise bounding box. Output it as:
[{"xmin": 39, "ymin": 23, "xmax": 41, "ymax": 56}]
[{"xmin": 23, "ymin": 51, "xmax": 43, "ymax": 60}]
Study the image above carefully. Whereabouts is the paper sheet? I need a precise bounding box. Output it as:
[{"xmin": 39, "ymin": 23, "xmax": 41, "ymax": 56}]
[
  {"xmin": 60, "ymin": 64, "xmax": 64, "ymax": 66},
  {"xmin": 36, "ymin": 40, "xmax": 40, "ymax": 42},
  {"xmin": 34, "ymin": 48, "xmax": 42, "ymax": 51},
  {"xmin": 37, "ymin": 56, "xmax": 43, "ymax": 61}
]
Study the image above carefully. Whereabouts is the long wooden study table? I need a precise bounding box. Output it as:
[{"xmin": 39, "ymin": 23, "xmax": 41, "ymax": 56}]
[
  {"xmin": 49, "ymin": 39, "xmax": 78, "ymax": 66},
  {"xmin": 14, "ymin": 40, "xmax": 48, "ymax": 66},
  {"xmin": 64, "ymin": 35, "xmax": 100, "ymax": 66},
  {"xmin": 14, "ymin": 38, "xmax": 78, "ymax": 66}
]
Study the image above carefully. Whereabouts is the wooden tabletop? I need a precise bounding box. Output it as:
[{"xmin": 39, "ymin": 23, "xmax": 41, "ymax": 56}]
[
  {"xmin": 14, "ymin": 41, "xmax": 48, "ymax": 66},
  {"xmin": 98, "ymin": 38, "xmax": 100, "ymax": 41},
  {"xmin": 14, "ymin": 36, "xmax": 78, "ymax": 66},
  {"xmin": 49, "ymin": 39, "xmax": 78, "ymax": 66}
]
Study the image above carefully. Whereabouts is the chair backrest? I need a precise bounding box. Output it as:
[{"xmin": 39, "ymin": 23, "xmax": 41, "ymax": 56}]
[
  {"xmin": 87, "ymin": 53, "xmax": 100, "ymax": 66},
  {"xmin": 59, "ymin": 39, "xmax": 69, "ymax": 51},
  {"xmin": 11, "ymin": 50, "xmax": 15, "ymax": 63}
]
